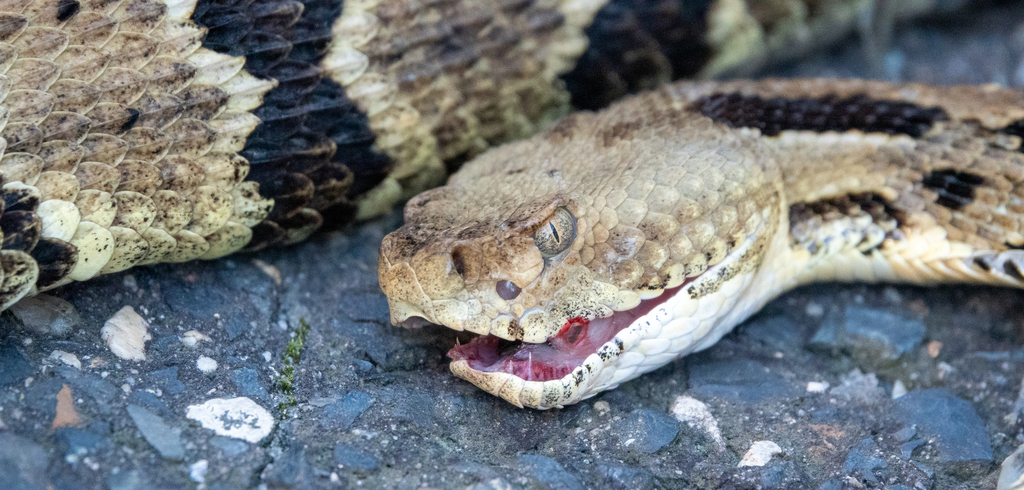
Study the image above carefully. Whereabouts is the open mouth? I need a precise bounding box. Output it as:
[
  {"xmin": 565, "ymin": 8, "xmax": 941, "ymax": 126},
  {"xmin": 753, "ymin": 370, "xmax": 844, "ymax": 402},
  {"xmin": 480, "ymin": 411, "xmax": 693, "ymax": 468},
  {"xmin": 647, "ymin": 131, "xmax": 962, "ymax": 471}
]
[{"xmin": 447, "ymin": 281, "xmax": 690, "ymax": 382}]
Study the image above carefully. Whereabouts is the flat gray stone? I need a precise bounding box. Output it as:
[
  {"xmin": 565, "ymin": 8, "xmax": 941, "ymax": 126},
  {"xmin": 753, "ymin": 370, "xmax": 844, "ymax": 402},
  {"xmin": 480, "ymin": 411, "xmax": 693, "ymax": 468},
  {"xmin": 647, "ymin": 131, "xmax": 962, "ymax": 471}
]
[
  {"xmin": 894, "ymin": 389, "xmax": 993, "ymax": 463},
  {"xmin": 688, "ymin": 360, "xmax": 798, "ymax": 404},
  {"xmin": 126, "ymin": 404, "xmax": 184, "ymax": 461},
  {"xmin": 324, "ymin": 391, "xmax": 373, "ymax": 429},
  {"xmin": 615, "ymin": 409, "xmax": 679, "ymax": 454},
  {"xmin": 333, "ymin": 443, "xmax": 378, "ymax": 471},
  {"xmin": 516, "ymin": 454, "xmax": 583, "ymax": 490},
  {"xmin": 0, "ymin": 433, "xmax": 49, "ymax": 490},
  {"xmin": 811, "ymin": 307, "xmax": 926, "ymax": 361}
]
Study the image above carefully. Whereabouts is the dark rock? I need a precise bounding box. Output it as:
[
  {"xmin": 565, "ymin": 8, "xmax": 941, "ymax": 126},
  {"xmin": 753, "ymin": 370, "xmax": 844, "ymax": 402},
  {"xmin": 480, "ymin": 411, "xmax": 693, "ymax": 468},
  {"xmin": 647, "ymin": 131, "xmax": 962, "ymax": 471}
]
[
  {"xmin": 9, "ymin": 294, "xmax": 80, "ymax": 335},
  {"xmin": 830, "ymin": 370, "xmax": 884, "ymax": 404},
  {"xmin": 811, "ymin": 307, "xmax": 926, "ymax": 361},
  {"xmin": 147, "ymin": 367, "xmax": 185, "ymax": 395},
  {"xmin": 108, "ymin": 470, "xmax": 150, "ymax": 490},
  {"xmin": 0, "ymin": 433, "xmax": 50, "ymax": 489},
  {"xmin": 388, "ymin": 388, "xmax": 436, "ymax": 428},
  {"xmin": 0, "ymin": 344, "xmax": 32, "ymax": 387},
  {"xmin": 740, "ymin": 315, "xmax": 802, "ymax": 352},
  {"xmin": 615, "ymin": 409, "xmax": 678, "ymax": 454},
  {"xmin": 893, "ymin": 389, "xmax": 993, "ymax": 463},
  {"xmin": 818, "ymin": 478, "xmax": 843, "ymax": 490},
  {"xmin": 595, "ymin": 464, "xmax": 655, "ymax": 489},
  {"xmin": 516, "ymin": 454, "xmax": 583, "ymax": 490},
  {"xmin": 223, "ymin": 316, "xmax": 251, "ymax": 340},
  {"xmin": 688, "ymin": 359, "xmax": 798, "ymax": 404},
  {"xmin": 232, "ymin": 368, "xmax": 268, "ymax": 398},
  {"xmin": 127, "ymin": 390, "xmax": 170, "ymax": 418},
  {"xmin": 323, "ymin": 391, "xmax": 373, "ymax": 429},
  {"xmin": 210, "ymin": 436, "xmax": 249, "ymax": 457},
  {"xmin": 759, "ymin": 461, "xmax": 808, "ymax": 489},
  {"xmin": 57, "ymin": 427, "xmax": 110, "ymax": 454},
  {"xmin": 23, "ymin": 377, "xmax": 64, "ymax": 418},
  {"xmin": 262, "ymin": 446, "xmax": 313, "ymax": 488},
  {"xmin": 344, "ymin": 320, "xmax": 410, "ymax": 370},
  {"xmin": 843, "ymin": 438, "xmax": 887, "ymax": 483},
  {"xmin": 333, "ymin": 443, "xmax": 378, "ymax": 471},
  {"xmin": 900, "ymin": 439, "xmax": 926, "ymax": 460},
  {"xmin": 58, "ymin": 367, "xmax": 118, "ymax": 414},
  {"xmin": 148, "ymin": 335, "xmax": 180, "ymax": 356},
  {"xmin": 126, "ymin": 404, "xmax": 184, "ymax": 461},
  {"xmin": 338, "ymin": 292, "xmax": 390, "ymax": 323}
]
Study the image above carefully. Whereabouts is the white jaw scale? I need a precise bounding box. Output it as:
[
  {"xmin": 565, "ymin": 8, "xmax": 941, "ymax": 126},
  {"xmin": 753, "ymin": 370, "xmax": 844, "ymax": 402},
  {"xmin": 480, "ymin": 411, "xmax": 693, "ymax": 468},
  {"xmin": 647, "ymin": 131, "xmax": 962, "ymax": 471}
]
[{"xmin": 450, "ymin": 226, "xmax": 776, "ymax": 409}]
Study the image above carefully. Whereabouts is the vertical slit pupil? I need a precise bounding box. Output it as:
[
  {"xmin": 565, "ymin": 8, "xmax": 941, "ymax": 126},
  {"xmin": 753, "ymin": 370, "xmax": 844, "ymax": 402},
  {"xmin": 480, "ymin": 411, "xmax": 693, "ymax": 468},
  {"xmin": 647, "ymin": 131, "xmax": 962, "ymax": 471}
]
[{"xmin": 550, "ymin": 223, "xmax": 559, "ymax": 242}]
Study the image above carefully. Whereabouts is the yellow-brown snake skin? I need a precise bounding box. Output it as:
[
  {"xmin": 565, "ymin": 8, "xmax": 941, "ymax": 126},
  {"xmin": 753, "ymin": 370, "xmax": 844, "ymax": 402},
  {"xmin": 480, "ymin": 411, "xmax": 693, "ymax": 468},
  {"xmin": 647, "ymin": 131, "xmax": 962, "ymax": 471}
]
[
  {"xmin": 379, "ymin": 79, "xmax": 1024, "ymax": 409},
  {"xmin": 0, "ymin": 0, "xmax": 995, "ymax": 406},
  {"xmin": 0, "ymin": 0, "xmax": 955, "ymax": 313}
]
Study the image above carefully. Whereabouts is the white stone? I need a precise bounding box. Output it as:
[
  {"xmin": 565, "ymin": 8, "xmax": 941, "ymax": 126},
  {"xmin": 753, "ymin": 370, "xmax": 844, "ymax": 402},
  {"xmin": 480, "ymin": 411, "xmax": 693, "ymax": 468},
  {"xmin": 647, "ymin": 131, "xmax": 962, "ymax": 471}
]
[
  {"xmin": 738, "ymin": 441, "xmax": 782, "ymax": 467},
  {"xmin": 181, "ymin": 330, "xmax": 211, "ymax": 347},
  {"xmin": 892, "ymin": 379, "xmax": 908, "ymax": 399},
  {"xmin": 189, "ymin": 460, "xmax": 209, "ymax": 483},
  {"xmin": 196, "ymin": 356, "xmax": 218, "ymax": 373},
  {"xmin": 806, "ymin": 381, "xmax": 830, "ymax": 393},
  {"xmin": 999, "ymin": 444, "xmax": 1024, "ymax": 490},
  {"xmin": 101, "ymin": 306, "xmax": 151, "ymax": 361},
  {"xmin": 48, "ymin": 350, "xmax": 81, "ymax": 370},
  {"xmin": 670, "ymin": 395, "xmax": 724, "ymax": 449},
  {"xmin": 186, "ymin": 397, "xmax": 274, "ymax": 443}
]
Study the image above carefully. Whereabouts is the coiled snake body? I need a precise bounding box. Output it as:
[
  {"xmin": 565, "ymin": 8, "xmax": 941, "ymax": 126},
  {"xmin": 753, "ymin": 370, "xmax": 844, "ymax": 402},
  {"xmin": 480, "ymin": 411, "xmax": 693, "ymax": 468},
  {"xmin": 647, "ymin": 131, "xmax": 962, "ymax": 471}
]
[
  {"xmin": 378, "ymin": 79, "xmax": 1024, "ymax": 408},
  {"xmin": 0, "ymin": 0, "xmax": 1009, "ymax": 408}
]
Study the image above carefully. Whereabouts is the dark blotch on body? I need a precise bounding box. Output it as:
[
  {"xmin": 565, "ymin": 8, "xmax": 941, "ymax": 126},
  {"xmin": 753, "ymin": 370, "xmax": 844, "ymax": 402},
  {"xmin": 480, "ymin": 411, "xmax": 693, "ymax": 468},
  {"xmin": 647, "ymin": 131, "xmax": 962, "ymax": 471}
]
[
  {"xmin": 56, "ymin": 0, "xmax": 80, "ymax": 21},
  {"xmin": 922, "ymin": 169, "xmax": 984, "ymax": 210},
  {"xmin": 696, "ymin": 92, "xmax": 949, "ymax": 138},
  {"xmin": 120, "ymin": 108, "xmax": 141, "ymax": 134},
  {"xmin": 999, "ymin": 119, "xmax": 1024, "ymax": 152},
  {"xmin": 563, "ymin": 0, "xmax": 714, "ymax": 110}
]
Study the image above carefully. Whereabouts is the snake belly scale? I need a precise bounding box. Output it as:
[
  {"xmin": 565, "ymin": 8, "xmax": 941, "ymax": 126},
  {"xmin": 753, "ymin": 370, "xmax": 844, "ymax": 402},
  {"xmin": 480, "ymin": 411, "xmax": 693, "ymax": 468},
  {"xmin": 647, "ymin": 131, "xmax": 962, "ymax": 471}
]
[{"xmin": 378, "ymin": 79, "xmax": 1024, "ymax": 409}]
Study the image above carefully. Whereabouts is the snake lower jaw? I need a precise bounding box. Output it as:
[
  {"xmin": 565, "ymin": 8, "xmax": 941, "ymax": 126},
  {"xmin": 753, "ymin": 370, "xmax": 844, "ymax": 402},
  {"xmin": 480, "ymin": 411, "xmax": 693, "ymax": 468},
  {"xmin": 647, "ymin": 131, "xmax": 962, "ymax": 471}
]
[
  {"xmin": 443, "ymin": 230, "xmax": 772, "ymax": 409},
  {"xmin": 444, "ymin": 280, "xmax": 697, "ymax": 408}
]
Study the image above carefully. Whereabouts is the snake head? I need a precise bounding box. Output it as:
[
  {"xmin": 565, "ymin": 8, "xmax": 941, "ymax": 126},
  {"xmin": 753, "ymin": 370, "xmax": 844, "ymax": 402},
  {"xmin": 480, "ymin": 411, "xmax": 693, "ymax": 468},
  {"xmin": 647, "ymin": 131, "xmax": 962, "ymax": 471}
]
[
  {"xmin": 378, "ymin": 100, "xmax": 777, "ymax": 408},
  {"xmin": 378, "ymin": 178, "xmax": 633, "ymax": 343}
]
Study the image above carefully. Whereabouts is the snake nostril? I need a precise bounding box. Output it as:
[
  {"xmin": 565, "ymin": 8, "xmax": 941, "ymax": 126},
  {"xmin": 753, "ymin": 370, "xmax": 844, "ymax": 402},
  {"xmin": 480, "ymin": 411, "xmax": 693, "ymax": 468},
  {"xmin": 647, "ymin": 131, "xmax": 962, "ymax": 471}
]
[{"xmin": 496, "ymin": 280, "xmax": 521, "ymax": 300}]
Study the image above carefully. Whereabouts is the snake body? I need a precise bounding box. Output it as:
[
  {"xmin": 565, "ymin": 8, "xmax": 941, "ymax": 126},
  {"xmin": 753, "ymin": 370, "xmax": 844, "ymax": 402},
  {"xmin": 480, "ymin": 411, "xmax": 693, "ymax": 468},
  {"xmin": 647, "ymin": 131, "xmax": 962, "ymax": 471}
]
[
  {"xmin": 0, "ymin": 0, "xmax": 998, "ymax": 408},
  {"xmin": 378, "ymin": 79, "xmax": 1024, "ymax": 409},
  {"xmin": 0, "ymin": 0, "xmax": 921, "ymax": 312}
]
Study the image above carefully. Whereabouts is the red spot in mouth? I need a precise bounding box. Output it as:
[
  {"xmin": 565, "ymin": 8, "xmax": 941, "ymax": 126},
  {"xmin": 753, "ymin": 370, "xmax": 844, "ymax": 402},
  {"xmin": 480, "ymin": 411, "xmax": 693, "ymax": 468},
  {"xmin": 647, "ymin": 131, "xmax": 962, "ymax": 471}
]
[
  {"xmin": 555, "ymin": 317, "xmax": 589, "ymax": 345},
  {"xmin": 447, "ymin": 280, "xmax": 694, "ymax": 382}
]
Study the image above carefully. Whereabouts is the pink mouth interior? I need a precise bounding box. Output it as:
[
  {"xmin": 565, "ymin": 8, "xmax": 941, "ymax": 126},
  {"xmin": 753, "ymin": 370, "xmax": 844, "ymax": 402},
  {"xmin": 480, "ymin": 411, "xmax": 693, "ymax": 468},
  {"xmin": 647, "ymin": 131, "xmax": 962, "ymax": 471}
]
[{"xmin": 447, "ymin": 282, "xmax": 688, "ymax": 382}]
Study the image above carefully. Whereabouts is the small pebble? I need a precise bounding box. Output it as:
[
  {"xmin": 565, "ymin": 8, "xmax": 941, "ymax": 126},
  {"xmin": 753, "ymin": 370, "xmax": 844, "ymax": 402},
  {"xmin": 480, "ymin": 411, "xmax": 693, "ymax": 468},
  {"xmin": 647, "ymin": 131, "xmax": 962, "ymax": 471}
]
[
  {"xmin": 670, "ymin": 395, "xmax": 724, "ymax": 449},
  {"xmin": 196, "ymin": 356, "xmax": 218, "ymax": 373},
  {"xmin": 186, "ymin": 397, "xmax": 274, "ymax": 443},
  {"xmin": 806, "ymin": 381, "xmax": 830, "ymax": 393},
  {"xmin": 101, "ymin": 306, "xmax": 150, "ymax": 361},
  {"xmin": 190, "ymin": 460, "xmax": 208, "ymax": 483},
  {"xmin": 892, "ymin": 380, "xmax": 908, "ymax": 399},
  {"xmin": 48, "ymin": 350, "xmax": 81, "ymax": 370},
  {"xmin": 181, "ymin": 331, "xmax": 211, "ymax": 348},
  {"xmin": 998, "ymin": 444, "xmax": 1024, "ymax": 490},
  {"xmin": 739, "ymin": 441, "xmax": 782, "ymax": 467}
]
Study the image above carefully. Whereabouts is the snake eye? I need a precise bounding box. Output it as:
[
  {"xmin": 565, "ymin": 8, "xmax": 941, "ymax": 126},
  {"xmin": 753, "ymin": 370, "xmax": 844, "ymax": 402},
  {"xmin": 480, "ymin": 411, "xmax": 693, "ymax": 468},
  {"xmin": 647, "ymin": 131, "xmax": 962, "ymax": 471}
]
[{"xmin": 534, "ymin": 207, "xmax": 576, "ymax": 258}]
